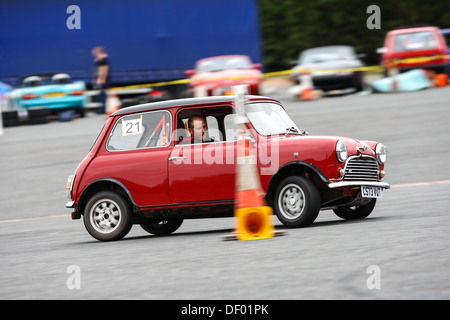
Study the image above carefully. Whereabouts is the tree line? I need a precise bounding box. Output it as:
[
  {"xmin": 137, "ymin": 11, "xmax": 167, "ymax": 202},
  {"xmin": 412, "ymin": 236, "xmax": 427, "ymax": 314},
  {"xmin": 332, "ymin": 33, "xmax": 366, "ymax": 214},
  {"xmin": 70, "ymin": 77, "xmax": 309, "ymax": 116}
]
[{"xmin": 259, "ymin": 0, "xmax": 450, "ymax": 71}]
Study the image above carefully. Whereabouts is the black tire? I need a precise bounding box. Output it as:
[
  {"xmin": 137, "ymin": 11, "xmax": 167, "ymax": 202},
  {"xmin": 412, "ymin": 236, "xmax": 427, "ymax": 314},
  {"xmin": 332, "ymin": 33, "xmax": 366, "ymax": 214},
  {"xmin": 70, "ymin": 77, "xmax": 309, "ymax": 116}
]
[
  {"xmin": 83, "ymin": 191, "xmax": 133, "ymax": 241},
  {"xmin": 78, "ymin": 107, "xmax": 86, "ymax": 118},
  {"xmin": 333, "ymin": 198, "xmax": 376, "ymax": 220},
  {"xmin": 273, "ymin": 176, "xmax": 321, "ymax": 228},
  {"xmin": 354, "ymin": 77, "xmax": 364, "ymax": 92},
  {"xmin": 140, "ymin": 218, "xmax": 183, "ymax": 235},
  {"xmin": 28, "ymin": 107, "xmax": 49, "ymax": 125},
  {"xmin": 2, "ymin": 110, "xmax": 20, "ymax": 127}
]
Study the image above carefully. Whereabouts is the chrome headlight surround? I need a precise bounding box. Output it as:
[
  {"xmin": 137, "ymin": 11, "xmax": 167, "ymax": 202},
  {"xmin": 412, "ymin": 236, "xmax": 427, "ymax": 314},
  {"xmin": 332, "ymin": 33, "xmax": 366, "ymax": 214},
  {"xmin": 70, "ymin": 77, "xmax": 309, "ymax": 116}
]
[
  {"xmin": 376, "ymin": 143, "xmax": 387, "ymax": 164},
  {"xmin": 66, "ymin": 174, "xmax": 75, "ymax": 199},
  {"xmin": 336, "ymin": 140, "xmax": 348, "ymax": 163}
]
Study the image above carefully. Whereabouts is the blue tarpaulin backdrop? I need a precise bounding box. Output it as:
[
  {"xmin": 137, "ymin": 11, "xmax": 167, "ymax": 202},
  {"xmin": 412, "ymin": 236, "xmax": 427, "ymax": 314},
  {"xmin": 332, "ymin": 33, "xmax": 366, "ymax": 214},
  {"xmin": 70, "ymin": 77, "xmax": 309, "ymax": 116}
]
[{"xmin": 0, "ymin": 0, "xmax": 262, "ymax": 85}]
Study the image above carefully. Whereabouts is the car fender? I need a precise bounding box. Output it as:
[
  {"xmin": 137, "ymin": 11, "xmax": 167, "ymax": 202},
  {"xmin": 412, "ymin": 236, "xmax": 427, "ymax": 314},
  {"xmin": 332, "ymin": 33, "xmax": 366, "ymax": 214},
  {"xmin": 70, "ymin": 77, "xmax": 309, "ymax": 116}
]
[
  {"xmin": 78, "ymin": 177, "xmax": 137, "ymax": 212},
  {"xmin": 264, "ymin": 160, "xmax": 329, "ymax": 204}
]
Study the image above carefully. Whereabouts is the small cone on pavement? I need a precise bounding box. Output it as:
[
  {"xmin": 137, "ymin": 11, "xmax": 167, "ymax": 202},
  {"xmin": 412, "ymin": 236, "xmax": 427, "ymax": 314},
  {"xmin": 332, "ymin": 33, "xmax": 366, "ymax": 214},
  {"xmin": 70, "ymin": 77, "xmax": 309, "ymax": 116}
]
[
  {"xmin": 299, "ymin": 70, "xmax": 315, "ymax": 100},
  {"xmin": 106, "ymin": 90, "xmax": 122, "ymax": 115},
  {"xmin": 388, "ymin": 68, "xmax": 399, "ymax": 92}
]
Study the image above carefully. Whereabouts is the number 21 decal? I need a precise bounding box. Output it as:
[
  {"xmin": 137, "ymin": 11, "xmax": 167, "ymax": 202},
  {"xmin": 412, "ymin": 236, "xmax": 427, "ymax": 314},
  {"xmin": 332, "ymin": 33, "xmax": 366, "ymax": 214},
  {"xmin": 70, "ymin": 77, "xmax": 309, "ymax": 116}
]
[{"xmin": 122, "ymin": 115, "xmax": 143, "ymax": 137}]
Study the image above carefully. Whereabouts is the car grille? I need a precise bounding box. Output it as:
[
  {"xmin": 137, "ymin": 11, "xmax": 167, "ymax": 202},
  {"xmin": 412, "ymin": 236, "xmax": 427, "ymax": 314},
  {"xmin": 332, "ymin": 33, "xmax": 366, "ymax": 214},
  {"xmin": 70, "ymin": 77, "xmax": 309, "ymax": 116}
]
[{"xmin": 344, "ymin": 156, "xmax": 379, "ymax": 181}]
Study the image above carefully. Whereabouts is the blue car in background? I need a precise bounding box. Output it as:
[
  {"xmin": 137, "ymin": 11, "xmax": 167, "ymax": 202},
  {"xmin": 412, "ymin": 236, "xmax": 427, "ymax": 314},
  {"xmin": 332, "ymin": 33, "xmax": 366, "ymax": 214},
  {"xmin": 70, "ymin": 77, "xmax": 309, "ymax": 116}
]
[
  {"xmin": 8, "ymin": 73, "xmax": 87, "ymax": 117},
  {"xmin": 441, "ymin": 29, "xmax": 450, "ymax": 74}
]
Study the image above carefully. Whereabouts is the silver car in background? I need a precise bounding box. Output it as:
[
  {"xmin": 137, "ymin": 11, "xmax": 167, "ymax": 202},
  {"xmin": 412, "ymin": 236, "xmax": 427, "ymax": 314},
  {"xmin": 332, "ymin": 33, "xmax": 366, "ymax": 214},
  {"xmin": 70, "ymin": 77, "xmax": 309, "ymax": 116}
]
[{"xmin": 292, "ymin": 45, "xmax": 365, "ymax": 92}]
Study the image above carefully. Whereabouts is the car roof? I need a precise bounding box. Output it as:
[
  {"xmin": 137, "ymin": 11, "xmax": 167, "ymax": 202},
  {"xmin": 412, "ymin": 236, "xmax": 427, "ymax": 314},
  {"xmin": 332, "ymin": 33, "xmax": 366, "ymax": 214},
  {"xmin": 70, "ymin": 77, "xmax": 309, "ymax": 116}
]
[
  {"xmin": 15, "ymin": 73, "xmax": 63, "ymax": 87},
  {"xmin": 197, "ymin": 54, "xmax": 250, "ymax": 62},
  {"xmin": 388, "ymin": 26, "xmax": 440, "ymax": 35},
  {"xmin": 112, "ymin": 95, "xmax": 276, "ymax": 116},
  {"xmin": 304, "ymin": 45, "xmax": 353, "ymax": 51}
]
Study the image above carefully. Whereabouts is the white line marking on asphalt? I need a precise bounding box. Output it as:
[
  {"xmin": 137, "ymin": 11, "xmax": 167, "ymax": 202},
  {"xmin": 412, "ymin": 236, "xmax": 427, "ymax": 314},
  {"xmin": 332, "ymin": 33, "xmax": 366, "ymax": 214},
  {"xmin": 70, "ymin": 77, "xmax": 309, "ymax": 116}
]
[
  {"xmin": 0, "ymin": 214, "xmax": 68, "ymax": 224},
  {"xmin": 1, "ymin": 179, "xmax": 450, "ymax": 224},
  {"xmin": 391, "ymin": 179, "xmax": 450, "ymax": 188}
]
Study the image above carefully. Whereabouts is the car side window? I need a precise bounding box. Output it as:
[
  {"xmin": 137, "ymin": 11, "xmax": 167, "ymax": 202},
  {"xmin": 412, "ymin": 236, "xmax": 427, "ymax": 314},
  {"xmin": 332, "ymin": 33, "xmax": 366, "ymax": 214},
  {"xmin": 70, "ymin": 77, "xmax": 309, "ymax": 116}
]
[
  {"xmin": 176, "ymin": 107, "xmax": 234, "ymax": 144},
  {"xmin": 223, "ymin": 113, "xmax": 238, "ymax": 141},
  {"xmin": 106, "ymin": 110, "xmax": 171, "ymax": 151},
  {"xmin": 206, "ymin": 116, "xmax": 221, "ymax": 142}
]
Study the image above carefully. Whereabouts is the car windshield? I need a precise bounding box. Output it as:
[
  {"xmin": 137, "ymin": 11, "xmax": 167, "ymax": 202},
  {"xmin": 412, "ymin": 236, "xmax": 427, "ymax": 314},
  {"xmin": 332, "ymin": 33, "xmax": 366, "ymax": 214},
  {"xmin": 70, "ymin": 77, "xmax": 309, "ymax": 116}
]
[
  {"xmin": 394, "ymin": 31, "xmax": 438, "ymax": 52},
  {"xmin": 196, "ymin": 56, "xmax": 252, "ymax": 73},
  {"xmin": 246, "ymin": 102, "xmax": 301, "ymax": 136},
  {"xmin": 17, "ymin": 73, "xmax": 72, "ymax": 88},
  {"xmin": 300, "ymin": 46, "xmax": 355, "ymax": 64}
]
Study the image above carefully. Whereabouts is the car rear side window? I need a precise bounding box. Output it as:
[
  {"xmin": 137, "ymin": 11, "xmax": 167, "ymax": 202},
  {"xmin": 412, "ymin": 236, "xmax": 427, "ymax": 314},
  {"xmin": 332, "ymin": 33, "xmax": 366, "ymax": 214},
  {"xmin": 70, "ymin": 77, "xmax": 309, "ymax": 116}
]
[{"xmin": 106, "ymin": 110, "xmax": 171, "ymax": 151}]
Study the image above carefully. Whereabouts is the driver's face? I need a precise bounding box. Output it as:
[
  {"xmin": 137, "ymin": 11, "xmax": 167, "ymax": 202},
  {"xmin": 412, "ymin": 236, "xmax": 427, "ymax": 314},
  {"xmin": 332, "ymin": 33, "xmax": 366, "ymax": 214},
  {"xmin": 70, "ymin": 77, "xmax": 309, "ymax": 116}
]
[{"xmin": 189, "ymin": 117, "xmax": 207, "ymax": 142}]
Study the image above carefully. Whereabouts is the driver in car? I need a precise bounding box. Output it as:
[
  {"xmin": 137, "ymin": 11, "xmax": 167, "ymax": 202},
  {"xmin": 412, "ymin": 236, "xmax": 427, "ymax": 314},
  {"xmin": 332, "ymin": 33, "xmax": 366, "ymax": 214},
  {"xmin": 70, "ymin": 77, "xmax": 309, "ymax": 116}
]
[{"xmin": 184, "ymin": 115, "xmax": 214, "ymax": 144}]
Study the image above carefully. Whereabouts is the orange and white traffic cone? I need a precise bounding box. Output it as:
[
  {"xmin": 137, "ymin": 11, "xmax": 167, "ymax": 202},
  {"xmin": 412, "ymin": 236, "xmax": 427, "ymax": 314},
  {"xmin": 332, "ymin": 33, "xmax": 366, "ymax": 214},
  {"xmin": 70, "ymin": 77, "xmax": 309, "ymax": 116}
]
[
  {"xmin": 223, "ymin": 85, "xmax": 276, "ymax": 241},
  {"xmin": 106, "ymin": 90, "xmax": 122, "ymax": 116},
  {"xmin": 232, "ymin": 131, "xmax": 274, "ymax": 241}
]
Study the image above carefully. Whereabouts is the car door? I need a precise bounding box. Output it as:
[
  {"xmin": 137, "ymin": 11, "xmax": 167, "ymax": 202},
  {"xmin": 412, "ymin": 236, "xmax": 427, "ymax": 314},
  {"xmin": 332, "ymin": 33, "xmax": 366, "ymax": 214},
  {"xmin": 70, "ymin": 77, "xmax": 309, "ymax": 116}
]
[
  {"xmin": 104, "ymin": 110, "xmax": 173, "ymax": 207},
  {"xmin": 168, "ymin": 107, "xmax": 236, "ymax": 203}
]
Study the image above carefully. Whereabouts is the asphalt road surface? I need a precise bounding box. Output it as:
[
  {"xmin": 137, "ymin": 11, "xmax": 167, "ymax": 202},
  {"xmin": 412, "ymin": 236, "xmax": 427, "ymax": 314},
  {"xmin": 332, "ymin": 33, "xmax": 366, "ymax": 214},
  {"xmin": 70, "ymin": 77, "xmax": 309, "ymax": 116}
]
[{"xmin": 1, "ymin": 86, "xmax": 449, "ymax": 301}]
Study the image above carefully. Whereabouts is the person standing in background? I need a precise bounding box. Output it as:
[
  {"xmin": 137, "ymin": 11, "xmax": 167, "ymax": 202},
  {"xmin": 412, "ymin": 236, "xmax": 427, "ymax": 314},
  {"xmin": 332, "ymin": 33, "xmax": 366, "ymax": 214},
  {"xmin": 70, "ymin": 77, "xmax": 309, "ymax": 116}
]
[{"xmin": 92, "ymin": 46, "xmax": 111, "ymax": 114}]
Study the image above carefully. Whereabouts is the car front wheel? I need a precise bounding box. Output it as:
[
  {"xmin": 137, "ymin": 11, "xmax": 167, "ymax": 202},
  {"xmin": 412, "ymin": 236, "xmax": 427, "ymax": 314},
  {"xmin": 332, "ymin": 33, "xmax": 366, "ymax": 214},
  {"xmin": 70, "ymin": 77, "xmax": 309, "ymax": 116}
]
[
  {"xmin": 333, "ymin": 198, "xmax": 376, "ymax": 220},
  {"xmin": 273, "ymin": 176, "xmax": 321, "ymax": 228},
  {"xmin": 83, "ymin": 191, "xmax": 133, "ymax": 241}
]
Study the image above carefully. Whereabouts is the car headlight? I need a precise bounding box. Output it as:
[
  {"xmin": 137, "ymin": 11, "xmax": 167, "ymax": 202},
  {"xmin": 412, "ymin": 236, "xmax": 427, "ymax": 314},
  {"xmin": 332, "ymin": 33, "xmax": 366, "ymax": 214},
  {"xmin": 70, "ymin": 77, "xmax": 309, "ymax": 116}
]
[
  {"xmin": 336, "ymin": 140, "xmax": 348, "ymax": 162},
  {"xmin": 66, "ymin": 174, "xmax": 75, "ymax": 199},
  {"xmin": 376, "ymin": 143, "xmax": 387, "ymax": 164}
]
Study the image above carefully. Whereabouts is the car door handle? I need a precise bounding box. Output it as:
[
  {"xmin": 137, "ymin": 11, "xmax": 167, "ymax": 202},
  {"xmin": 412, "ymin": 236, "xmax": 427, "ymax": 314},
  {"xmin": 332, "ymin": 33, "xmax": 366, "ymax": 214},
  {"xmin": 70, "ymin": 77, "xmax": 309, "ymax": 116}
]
[{"xmin": 169, "ymin": 156, "xmax": 186, "ymax": 161}]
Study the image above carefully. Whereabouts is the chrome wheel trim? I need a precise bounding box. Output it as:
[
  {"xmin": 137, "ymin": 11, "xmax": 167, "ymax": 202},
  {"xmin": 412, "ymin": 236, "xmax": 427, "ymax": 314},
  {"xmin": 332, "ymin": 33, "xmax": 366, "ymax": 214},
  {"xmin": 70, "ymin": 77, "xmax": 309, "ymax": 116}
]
[
  {"xmin": 89, "ymin": 199, "xmax": 122, "ymax": 234},
  {"xmin": 278, "ymin": 183, "xmax": 306, "ymax": 220}
]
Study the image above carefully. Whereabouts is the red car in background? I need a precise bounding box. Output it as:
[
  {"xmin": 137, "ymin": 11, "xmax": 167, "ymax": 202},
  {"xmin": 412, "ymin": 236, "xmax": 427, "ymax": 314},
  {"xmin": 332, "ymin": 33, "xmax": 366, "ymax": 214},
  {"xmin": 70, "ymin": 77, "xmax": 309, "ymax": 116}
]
[
  {"xmin": 66, "ymin": 95, "xmax": 389, "ymax": 241},
  {"xmin": 184, "ymin": 55, "xmax": 262, "ymax": 96},
  {"xmin": 377, "ymin": 26, "xmax": 449, "ymax": 73}
]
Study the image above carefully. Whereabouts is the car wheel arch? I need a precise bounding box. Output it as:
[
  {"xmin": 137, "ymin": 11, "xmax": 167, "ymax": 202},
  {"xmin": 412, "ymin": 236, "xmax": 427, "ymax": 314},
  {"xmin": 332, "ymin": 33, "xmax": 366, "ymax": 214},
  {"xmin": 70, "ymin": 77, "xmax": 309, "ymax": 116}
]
[
  {"xmin": 265, "ymin": 161, "xmax": 328, "ymax": 206},
  {"xmin": 78, "ymin": 178, "xmax": 136, "ymax": 215}
]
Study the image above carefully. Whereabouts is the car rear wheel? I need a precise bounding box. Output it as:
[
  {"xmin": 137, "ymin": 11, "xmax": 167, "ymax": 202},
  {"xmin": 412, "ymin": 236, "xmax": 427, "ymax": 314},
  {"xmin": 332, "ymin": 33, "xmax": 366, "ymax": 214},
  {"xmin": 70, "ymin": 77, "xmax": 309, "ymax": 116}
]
[
  {"xmin": 140, "ymin": 218, "xmax": 184, "ymax": 235},
  {"xmin": 273, "ymin": 176, "xmax": 320, "ymax": 228},
  {"xmin": 333, "ymin": 198, "xmax": 376, "ymax": 220},
  {"xmin": 83, "ymin": 191, "xmax": 133, "ymax": 241}
]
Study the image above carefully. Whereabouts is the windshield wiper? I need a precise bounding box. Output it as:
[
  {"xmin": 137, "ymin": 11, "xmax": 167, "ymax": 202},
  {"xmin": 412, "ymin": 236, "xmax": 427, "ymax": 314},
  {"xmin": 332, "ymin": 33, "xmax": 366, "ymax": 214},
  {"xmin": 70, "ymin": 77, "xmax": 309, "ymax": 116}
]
[{"xmin": 285, "ymin": 127, "xmax": 303, "ymax": 137}]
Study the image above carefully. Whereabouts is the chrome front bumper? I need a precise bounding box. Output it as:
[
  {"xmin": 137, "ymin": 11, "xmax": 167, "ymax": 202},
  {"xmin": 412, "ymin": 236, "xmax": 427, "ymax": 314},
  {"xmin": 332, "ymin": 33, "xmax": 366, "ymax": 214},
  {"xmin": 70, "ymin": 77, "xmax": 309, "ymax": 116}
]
[{"xmin": 328, "ymin": 181, "xmax": 390, "ymax": 189}]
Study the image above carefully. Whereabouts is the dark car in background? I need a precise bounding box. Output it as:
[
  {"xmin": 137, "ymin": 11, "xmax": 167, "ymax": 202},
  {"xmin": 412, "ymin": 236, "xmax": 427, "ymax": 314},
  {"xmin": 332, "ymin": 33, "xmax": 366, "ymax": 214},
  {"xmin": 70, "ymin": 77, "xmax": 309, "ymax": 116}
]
[
  {"xmin": 291, "ymin": 45, "xmax": 365, "ymax": 92},
  {"xmin": 441, "ymin": 29, "xmax": 450, "ymax": 51},
  {"xmin": 440, "ymin": 28, "xmax": 450, "ymax": 74}
]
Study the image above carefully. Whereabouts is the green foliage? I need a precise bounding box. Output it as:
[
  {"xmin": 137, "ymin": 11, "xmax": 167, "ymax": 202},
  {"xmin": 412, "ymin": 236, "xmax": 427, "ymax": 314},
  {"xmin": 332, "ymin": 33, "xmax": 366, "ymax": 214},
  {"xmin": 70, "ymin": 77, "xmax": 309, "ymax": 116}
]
[{"xmin": 259, "ymin": 0, "xmax": 450, "ymax": 71}]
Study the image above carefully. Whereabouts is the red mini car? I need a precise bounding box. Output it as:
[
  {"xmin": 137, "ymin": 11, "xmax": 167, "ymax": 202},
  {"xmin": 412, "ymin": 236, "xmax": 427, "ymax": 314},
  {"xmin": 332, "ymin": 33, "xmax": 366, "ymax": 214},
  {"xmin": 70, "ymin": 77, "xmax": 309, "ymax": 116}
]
[
  {"xmin": 184, "ymin": 55, "xmax": 262, "ymax": 96},
  {"xmin": 66, "ymin": 95, "xmax": 389, "ymax": 241},
  {"xmin": 378, "ymin": 26, "xmax": 449, "ymax": 73}
]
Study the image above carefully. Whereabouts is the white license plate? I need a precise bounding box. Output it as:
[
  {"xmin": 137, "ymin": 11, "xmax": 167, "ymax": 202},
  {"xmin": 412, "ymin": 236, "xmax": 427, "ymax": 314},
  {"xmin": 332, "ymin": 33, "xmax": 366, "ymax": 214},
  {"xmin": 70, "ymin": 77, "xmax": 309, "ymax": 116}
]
[{"xmin": 361, "ymin": 186, "xmax": 382, "ymax": 198}]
